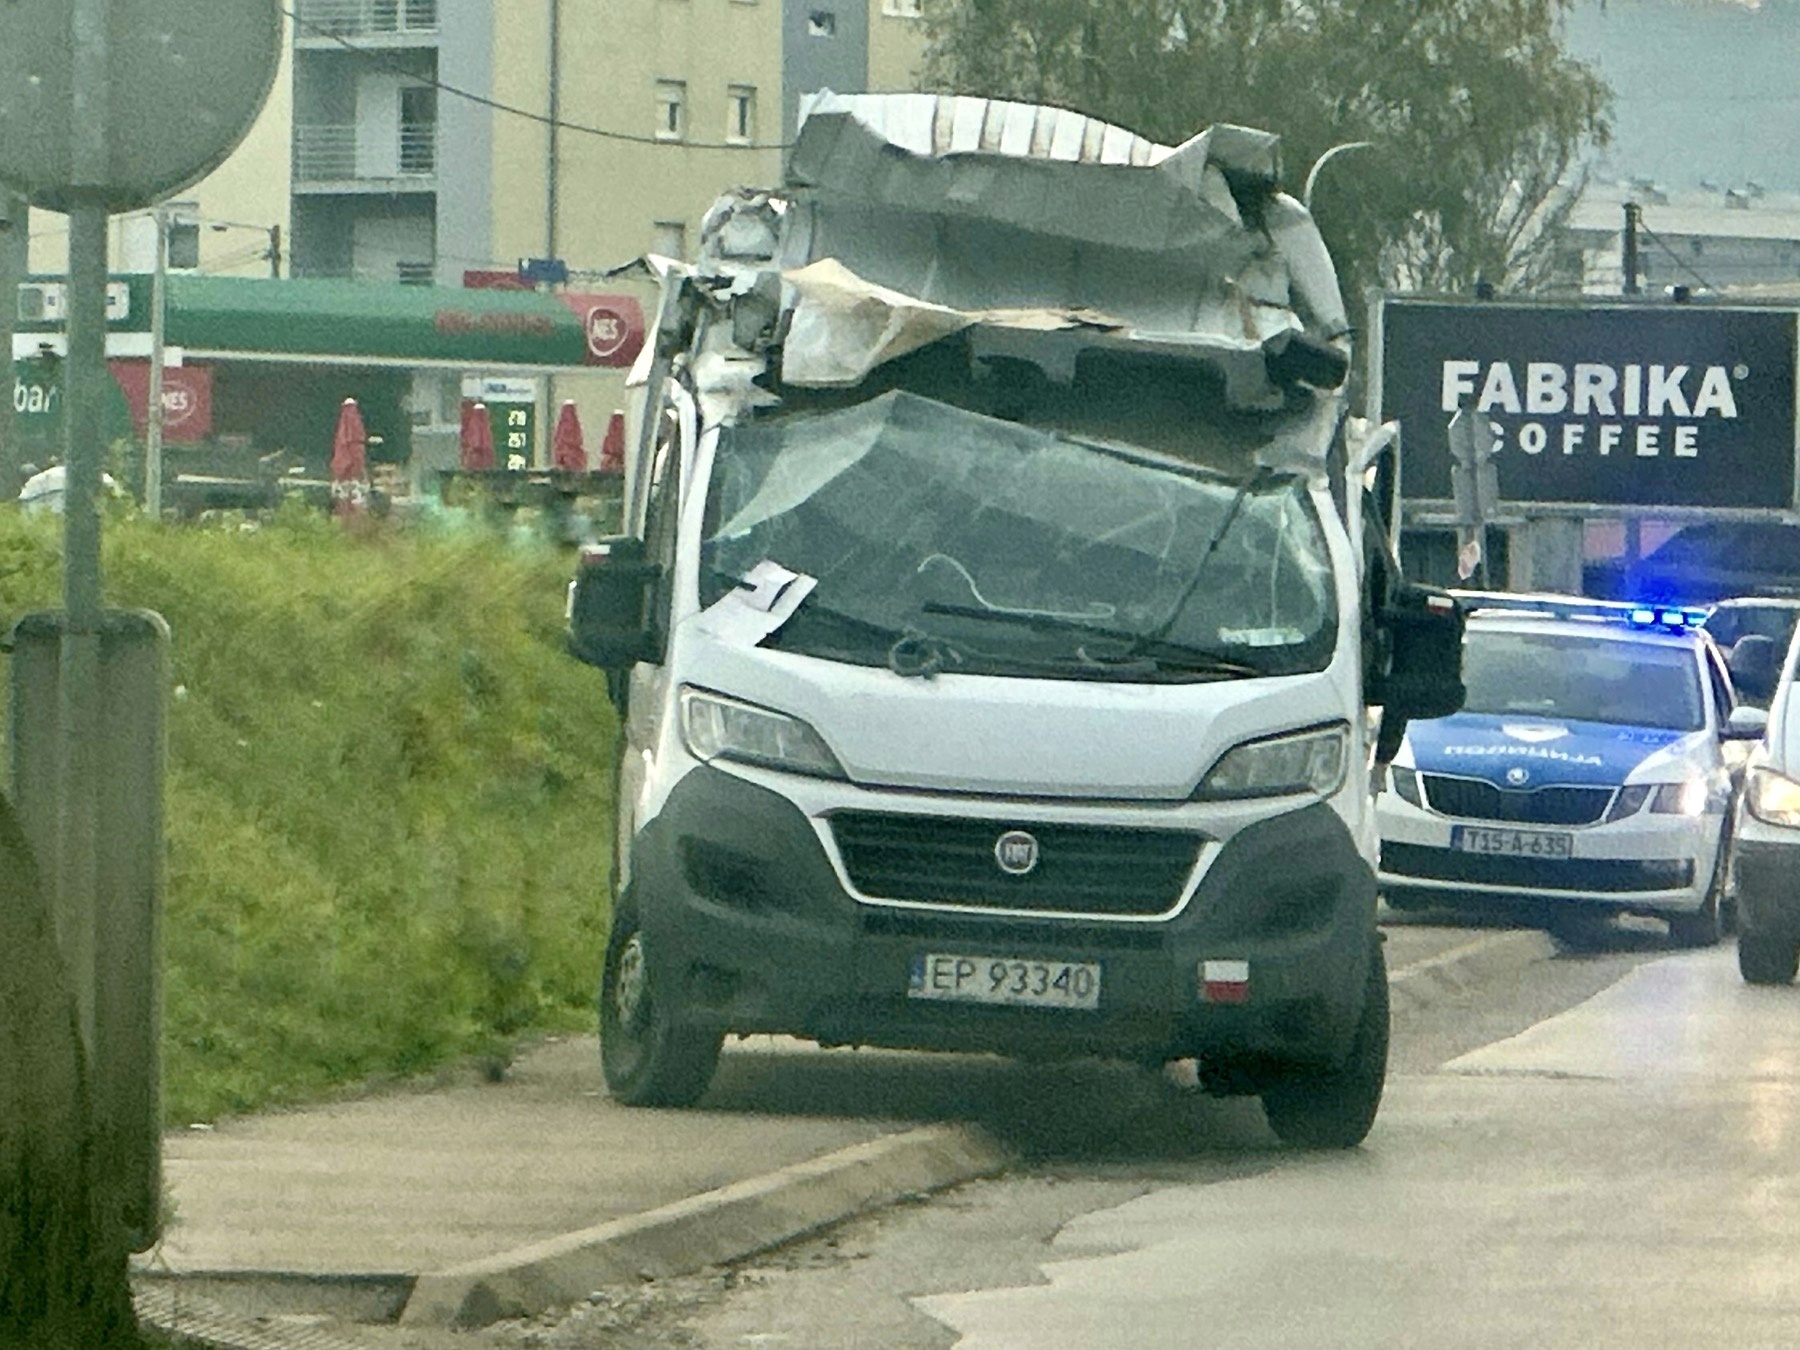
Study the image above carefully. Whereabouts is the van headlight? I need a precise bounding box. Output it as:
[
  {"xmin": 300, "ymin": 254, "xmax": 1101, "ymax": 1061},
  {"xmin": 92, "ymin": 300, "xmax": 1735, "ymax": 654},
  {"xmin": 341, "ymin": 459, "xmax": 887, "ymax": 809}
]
[
  {"xmin": 680, "ymin": 686, "xmax": 847, "ymax": 779},
  {"xmin": 1197, "ymin": 723, "xmax": 1349, "ymax": 800},
  {"xmin": 1746, "ymin": 767, "xmax": 1800, "ymax": 828}
]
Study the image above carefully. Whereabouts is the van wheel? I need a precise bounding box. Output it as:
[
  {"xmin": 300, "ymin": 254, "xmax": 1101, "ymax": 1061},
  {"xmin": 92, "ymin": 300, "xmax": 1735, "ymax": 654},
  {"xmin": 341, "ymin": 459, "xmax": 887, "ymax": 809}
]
[
  {"xmin": 599, "ymin": 898, "xmax": 723, "ymax": 1107},
  {"xmin": 1738, "ymin": 932, "xmax": 1800, "ymax": 986},
  {"xmin": 1260, "ymin": 942, "xmax": 1388, "ymax": 1149},
  {"xmin": 1668, "ymin": 848, "xmax": 1727, "ymax": 949}
]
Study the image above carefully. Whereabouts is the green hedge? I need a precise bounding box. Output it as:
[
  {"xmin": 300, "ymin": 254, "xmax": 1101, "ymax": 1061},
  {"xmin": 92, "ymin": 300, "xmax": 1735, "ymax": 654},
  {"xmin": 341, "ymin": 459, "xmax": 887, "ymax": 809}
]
[{"xmin": 0, "ymin": 504, "xmax": 617, "ymax": 1123}]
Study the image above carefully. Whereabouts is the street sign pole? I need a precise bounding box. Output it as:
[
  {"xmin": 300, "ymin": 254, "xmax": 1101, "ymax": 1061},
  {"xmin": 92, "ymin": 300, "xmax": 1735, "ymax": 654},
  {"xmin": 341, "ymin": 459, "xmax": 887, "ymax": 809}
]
[
  {"xmin": 1448, "ymin": 408, "xmax": 1498, "ymax": 588},
  {"xmin": 58, "ymin": 0, "xmax": 110, "ymax": 1065},
  {"xmin": 0, "ymin": 0, "xmax": 283, "ymax": 1279}
]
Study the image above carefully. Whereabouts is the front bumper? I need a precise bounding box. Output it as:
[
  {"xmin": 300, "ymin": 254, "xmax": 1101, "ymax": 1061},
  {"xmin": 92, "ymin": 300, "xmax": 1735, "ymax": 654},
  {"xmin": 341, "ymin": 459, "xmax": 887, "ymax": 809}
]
[
  {"xmin": 1376, "ymin": 790, "xmax": 1720, "ymax": 917},
  {"xmin": 625, "ymin": 764, "xmax": 1379, "ymax": 1071}
]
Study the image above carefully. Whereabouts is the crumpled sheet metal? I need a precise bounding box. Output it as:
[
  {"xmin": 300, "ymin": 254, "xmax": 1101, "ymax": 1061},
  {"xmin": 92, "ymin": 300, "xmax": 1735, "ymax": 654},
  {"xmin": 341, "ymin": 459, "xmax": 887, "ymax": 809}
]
[
  {"xmin": 780, "ymin": 257, "xmax": 1289, "ymax": 400},
  {"xmin": 775, "ymin": 91, "xmax": 1347, "ymax": 398}
]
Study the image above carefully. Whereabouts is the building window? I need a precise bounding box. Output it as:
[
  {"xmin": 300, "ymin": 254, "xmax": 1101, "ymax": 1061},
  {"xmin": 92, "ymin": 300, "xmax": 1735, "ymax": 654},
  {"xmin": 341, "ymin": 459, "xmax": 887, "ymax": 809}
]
[
  {"xmin": 727, "ymin": 85, "xmax": 757, "ymax": 144},
  {"xmin": 808, "ymin": 9, "xmax": 836, "ymax": 37},
  {"xmin": 654, "ymin": 80, "xmax": 687, "ymax": 141},
  {"xmin": 881, "ymin": 0, "xmax": 922, "ymax": 14},
  {"xmin": 652, "ymin": 220, "xmax": 687, "ymax": 259}
]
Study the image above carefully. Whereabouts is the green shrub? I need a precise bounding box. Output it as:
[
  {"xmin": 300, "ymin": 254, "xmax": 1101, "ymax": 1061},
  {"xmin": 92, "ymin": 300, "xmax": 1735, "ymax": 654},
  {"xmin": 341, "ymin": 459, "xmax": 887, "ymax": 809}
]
[{"xmin": 0, "ymin": 505, "xmax": 617, "ymax": 1122}]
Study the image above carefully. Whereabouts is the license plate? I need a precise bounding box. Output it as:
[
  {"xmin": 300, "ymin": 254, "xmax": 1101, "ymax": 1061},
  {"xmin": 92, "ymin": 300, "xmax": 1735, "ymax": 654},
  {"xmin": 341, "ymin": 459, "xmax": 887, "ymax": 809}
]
[
  {"xmin": 1451, "ymin": 826, "xmax": 1574, "ymax": 858},
  {"xmin": 908, "ymin": 953, "xmax": 1101, "ymax": 1011}
]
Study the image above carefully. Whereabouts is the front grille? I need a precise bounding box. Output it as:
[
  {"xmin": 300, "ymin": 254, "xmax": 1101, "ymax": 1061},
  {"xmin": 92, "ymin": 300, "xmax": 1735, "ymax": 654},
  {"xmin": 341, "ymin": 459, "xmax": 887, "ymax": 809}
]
[
  {"xmin": 858, "ymin": 909, "xmax": 1167, "ymax": 950},
  {"xmin": 1421, "ymin": 774, "xmax": 1614, "ymax": 826},
  {"xmin": 1381, "ymin": 842, "xmax": 1693, "ymax": 894},
  {"xmin": 831, "ymin": 811, "xmax": 1204, "ymax": 917}
]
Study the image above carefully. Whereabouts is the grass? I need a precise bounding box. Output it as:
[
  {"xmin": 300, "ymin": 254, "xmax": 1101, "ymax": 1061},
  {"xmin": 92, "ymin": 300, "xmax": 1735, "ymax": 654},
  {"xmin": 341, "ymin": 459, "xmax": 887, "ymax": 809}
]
[{"xmin": 0, "ymin": 501, "xmax": 618, "ymax": 1124}]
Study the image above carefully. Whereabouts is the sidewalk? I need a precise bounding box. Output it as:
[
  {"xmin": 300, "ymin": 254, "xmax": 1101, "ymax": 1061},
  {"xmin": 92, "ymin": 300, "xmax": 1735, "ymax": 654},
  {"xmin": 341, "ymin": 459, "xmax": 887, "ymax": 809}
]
[{"xmin": 134, "ymin": 922, "xmax": 1554, "ymax": 1339}]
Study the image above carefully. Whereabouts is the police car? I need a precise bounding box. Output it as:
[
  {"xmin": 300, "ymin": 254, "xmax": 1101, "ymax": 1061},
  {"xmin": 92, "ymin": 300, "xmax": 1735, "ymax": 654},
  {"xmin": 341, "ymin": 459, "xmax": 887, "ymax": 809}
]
[{"xmin": 1377, "ymin": 592, "xmax": 1766, "ymax": 946}]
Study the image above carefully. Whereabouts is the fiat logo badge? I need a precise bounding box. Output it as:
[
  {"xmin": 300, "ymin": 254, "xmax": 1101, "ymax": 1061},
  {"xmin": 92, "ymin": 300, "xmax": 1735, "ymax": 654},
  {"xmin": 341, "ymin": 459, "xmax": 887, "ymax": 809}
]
[
  {"xmin": 994, "ymin": 830, "xmax": 1039, "ymax": 876},
  {"xmin": 1505, "ymin": 766, "xmax": 1531, "ymax": 787}
]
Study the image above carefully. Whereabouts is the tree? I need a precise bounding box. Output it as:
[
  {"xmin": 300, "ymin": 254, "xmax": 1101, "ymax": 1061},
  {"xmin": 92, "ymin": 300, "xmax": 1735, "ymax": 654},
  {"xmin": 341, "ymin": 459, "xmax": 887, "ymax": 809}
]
[
  {"xmin": 919, "ymin": 0, "xmax": 1612, "ymax": 302},
  {"xmin": 0, "ymin": 789, "xmax": 143, "ymax": 1350}
]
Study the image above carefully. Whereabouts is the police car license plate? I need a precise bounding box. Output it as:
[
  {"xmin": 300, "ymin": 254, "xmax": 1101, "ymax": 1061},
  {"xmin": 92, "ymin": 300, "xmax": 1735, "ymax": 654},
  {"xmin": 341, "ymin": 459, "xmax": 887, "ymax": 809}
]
[
  {"xmin": 909, "ymin": 953, "xmax": 1101, "ymax": 1010},
  {"xmin": 1452, "ymin": 826, "xmax": 1574, "ymax": 858}
]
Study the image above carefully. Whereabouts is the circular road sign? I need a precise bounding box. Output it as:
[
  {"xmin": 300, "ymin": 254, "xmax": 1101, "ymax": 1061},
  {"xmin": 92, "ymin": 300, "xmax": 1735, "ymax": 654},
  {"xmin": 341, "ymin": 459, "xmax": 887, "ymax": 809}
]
[{"xmin": 0, "ymin": 0, "xmax": 282, "ymax": 213}]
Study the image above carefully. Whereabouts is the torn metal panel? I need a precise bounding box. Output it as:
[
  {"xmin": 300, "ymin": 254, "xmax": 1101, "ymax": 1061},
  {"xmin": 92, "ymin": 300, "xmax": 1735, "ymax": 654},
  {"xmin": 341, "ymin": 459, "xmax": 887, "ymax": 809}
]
[{"xmin": 765, "ymin": 92, "xmax": 1347, "ymax": 408}]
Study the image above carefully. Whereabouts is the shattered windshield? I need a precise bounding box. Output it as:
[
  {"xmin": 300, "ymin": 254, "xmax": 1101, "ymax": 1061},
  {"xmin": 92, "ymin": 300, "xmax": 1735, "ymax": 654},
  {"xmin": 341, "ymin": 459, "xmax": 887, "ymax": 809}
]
[{"xmin": 698, "ymin": 390, "xmax": 1337, "ymax": 682}]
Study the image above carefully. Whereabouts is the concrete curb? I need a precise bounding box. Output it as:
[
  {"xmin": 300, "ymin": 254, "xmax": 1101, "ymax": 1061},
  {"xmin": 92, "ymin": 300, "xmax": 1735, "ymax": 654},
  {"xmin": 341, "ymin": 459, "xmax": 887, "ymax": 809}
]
[
  {"xmin": 399, "ymin": 1119, "xmax": 1014, "ymax": 1329},
  {"xmin": 1387, "ymin": 928, "xmax": 1559, "ymax": 1013},
  {"xmin": 134, "ymin": 924, "xmax": 1559, "ymax": 1343}
]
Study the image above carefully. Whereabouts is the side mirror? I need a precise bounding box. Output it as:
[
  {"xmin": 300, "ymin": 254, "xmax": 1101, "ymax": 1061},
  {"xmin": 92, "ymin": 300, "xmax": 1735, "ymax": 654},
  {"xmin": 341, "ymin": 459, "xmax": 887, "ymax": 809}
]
[
  {"xmin": 1727, "ymin": 634, "xmax": 1780, "ymax": 706},
  {"xmin": 566, "ymin": 535, "xmax": 662, "ymax": 671},
  {"xmin": 1725, "ymin": 704, "xmax": 1771, "ymax": 742},
  {"xmin": 1369, "ymin": 583, "xmax": 1466, "ymax": 762}
]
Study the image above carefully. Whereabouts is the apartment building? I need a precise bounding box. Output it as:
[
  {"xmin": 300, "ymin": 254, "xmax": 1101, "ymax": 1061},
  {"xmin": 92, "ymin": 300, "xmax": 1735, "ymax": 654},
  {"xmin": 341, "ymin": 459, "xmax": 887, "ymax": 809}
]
[{"xmin": 288, "ymin": 0, "xmax": 928, "ymax": 287}]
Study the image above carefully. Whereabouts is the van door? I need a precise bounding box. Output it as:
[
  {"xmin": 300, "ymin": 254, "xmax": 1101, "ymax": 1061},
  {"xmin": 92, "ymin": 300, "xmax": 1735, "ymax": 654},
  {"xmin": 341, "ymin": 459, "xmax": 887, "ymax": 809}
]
[{"xmin": 616, "ymin": 383, "xmax": 696, "ymax": 893}]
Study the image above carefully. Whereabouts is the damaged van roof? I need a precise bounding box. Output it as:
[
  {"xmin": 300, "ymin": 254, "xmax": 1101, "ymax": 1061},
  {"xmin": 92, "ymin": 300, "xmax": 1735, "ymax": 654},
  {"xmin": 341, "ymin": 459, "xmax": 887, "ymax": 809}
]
[{"xmin": 692, "ymin": 91, "xmax": 1350, "ymax": 401}]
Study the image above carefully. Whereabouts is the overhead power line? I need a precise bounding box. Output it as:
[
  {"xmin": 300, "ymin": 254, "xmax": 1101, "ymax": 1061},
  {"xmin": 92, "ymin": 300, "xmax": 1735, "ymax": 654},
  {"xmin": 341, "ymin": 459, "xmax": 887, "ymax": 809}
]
[
  {"xmin": 1635, "ymin": 219, "xmax": 1721, "ymax": 294},
  {"xmin": 280, "ymin": 5, "xmax": 796, "ymax": 153}
]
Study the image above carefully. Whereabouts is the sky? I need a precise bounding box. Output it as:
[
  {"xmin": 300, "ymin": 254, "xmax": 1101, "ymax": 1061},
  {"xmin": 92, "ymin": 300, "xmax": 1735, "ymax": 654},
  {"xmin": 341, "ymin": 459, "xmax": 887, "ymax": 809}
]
[{"xmin": 1563, "ymin": 0, "xmax": 1800, "ymax": 191}]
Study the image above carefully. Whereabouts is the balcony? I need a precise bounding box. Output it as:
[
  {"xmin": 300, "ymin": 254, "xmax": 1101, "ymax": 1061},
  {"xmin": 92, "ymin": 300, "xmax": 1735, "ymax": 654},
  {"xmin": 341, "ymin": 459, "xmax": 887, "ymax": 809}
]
[
  {"xmin": 294, "ymin": 123, "xmax": 437, "ymax": 188},
  {"xmin": 294, "ymin": 0, "xmax": 438, "ymax": 40}
]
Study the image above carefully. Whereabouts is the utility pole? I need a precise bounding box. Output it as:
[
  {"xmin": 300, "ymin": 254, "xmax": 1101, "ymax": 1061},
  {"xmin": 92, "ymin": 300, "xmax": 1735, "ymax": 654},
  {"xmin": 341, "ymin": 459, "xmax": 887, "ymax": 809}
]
[
  {"xmin": 268, "ymin": 221, "xmax": 282, "ymax": 277},
  {"xmin": 145, "ymin": 203, "xmax": 168, "ymax": 518},
  {"xmin": 0, "ymin": 188, "xmax": 28, "ymax": 500},
  {"xmin": 1623, "ymin": 201, "xmax": 1642, "ymax": 296}
]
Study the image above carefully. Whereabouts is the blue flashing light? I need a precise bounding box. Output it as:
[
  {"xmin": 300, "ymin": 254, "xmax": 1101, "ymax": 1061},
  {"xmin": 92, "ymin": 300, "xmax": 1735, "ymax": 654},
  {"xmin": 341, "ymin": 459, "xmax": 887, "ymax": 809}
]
[{"xmin": 1452, "ymin": 589, "xmax": 1706, "ymax": 635}]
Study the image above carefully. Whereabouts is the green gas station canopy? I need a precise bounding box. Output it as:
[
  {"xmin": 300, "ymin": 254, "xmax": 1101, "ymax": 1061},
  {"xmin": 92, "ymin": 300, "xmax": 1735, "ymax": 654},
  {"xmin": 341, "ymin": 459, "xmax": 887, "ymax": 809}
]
[{"xmin": 18, "ymin": 274, "xmax": 644, "ymax": 370}]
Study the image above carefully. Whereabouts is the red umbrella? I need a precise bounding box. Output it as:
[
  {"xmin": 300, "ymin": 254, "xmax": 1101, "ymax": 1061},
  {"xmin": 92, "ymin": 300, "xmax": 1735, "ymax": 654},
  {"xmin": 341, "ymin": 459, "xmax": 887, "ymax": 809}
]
[
  {"xmin": 598, "ymin": 411, "xmax": 626, "ymax": 473},
  {"xmin": 552, "ymin": 400, "xmax": 587, "ymax": 472},
  {"xmin": 460, "ymin": 399, "xmax": 495, "ymax": 471},
  {"xmin": 330, "ymin": 397, "xmax": 369, "ymax": 515}
]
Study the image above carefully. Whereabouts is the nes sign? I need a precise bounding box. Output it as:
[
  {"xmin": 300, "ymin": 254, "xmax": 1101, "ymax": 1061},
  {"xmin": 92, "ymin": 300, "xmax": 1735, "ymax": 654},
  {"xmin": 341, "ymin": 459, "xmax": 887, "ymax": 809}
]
[{"xmin": 1380, "ymin": 299, "xmax": 1799, "ymax": 511}]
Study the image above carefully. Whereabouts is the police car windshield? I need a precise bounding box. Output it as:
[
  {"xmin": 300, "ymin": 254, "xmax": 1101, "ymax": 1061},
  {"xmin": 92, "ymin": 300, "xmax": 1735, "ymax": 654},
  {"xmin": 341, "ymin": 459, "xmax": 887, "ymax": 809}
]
[{"xmin": 1459, "ymin": 629, "xmax": 1704, "ymax": 731}]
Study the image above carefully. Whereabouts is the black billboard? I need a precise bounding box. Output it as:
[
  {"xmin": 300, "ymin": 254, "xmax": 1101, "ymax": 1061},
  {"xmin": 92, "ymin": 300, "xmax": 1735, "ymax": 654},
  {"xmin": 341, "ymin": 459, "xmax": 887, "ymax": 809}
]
[{"xmin": 1379, "ymin": 299, "xmax": 1799, "ymax": 511}]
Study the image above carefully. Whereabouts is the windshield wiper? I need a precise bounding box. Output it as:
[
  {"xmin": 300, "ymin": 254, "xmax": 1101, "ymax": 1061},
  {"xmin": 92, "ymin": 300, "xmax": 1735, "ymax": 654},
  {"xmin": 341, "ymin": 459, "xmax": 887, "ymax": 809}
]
[
  {"xmin": 921, "ymin": 602, "xmax": 1263, "ymax": 678},
  {"xmin": 746, "ymin": 584, "xmax": 967, "ymax": 679}
]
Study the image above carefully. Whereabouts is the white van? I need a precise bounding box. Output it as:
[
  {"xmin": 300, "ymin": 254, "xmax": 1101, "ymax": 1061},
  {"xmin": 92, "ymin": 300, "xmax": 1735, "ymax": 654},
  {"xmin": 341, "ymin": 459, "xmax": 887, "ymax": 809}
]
[{"xmin": 568, "ymin": 94, "xmax": 1464, "ymax": 1147}]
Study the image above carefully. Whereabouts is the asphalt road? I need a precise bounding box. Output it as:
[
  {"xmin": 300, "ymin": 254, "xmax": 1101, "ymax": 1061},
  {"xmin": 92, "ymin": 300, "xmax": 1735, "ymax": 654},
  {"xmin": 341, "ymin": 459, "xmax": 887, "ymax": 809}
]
[{"xmin": 260, "ymin": 912, "xmax": 1684, "ymax": 1349}]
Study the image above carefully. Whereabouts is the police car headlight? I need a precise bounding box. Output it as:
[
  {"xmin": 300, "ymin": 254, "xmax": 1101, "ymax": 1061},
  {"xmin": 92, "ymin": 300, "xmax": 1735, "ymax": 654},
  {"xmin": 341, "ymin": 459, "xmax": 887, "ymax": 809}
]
[
  {"xmin": 1389, "ymin": 764, "xmax": 1424, "ymax": 808},
  {"xmin": 1198, "ymin": 723, "xmax": 1348, "ymax": 800},
  {"xmin": 1747, "ymin": 767, "xmax": 1800, "ymax": 829},
  {"xmin": 1605, "ymin": 785, "xmax": 1652, "ymax": 822},
  {"xmin": 680, "ymin": 686, "xmax": 847, "ymax": 779},
  {"xmin": 1649, "ymin": 778, "xmax": 1709, "ymax": 817}
]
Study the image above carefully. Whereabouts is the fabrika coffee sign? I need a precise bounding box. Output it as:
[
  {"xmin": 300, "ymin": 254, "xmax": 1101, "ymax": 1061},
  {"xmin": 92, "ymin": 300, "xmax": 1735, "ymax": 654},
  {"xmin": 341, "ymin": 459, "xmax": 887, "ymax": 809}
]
[{"xmin": 1379, "ymin": 299, "xmax": 1799, "ymax": 511}]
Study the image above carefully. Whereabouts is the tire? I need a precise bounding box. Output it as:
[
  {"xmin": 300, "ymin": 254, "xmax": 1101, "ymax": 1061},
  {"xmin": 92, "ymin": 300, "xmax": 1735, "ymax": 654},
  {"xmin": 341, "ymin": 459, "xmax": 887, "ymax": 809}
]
[
  {"xmin": 1261, "ymin": 942, "xmax": 1389, "ymax": 1149},
  {"xmin": 1668, "ymin": 845, "xmax": 1727, "ymax": 949},
  {"xmin": 1738, "ymin": 932, "xmax": 1800, "ymax": 986},
  {"xmin": 598, "ymin": 897, "xmax": 723, "ymax": 1107}
]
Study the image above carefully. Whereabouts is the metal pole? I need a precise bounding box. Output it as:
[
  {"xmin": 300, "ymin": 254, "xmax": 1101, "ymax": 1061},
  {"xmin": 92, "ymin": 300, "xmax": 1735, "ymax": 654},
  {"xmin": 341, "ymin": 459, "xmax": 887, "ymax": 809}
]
[
  {"xmin": 1623, "ymin": 202, "xmax": 1642, "ymax": 296},
  {"xmin": 62, "ymin": 0, "xmax": 111, "ymax": 1059},
  {"xmin": 0, "ymin": 188, "xmax": 28, "ymax": 501},
  {"xmin": 546, "ymin": 0, "xmax": 561, "ymax": 261},
  {"xmin": 1302, "ymin": 140, "xmax": 1375, "ymax": 211},
  {"xmin": 268, "ymin": 221, "xmax": 282, "ymax": 278},
  {"xmin": 145, "ymin": 204, "xmax": 167, "ymax": 518}
]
